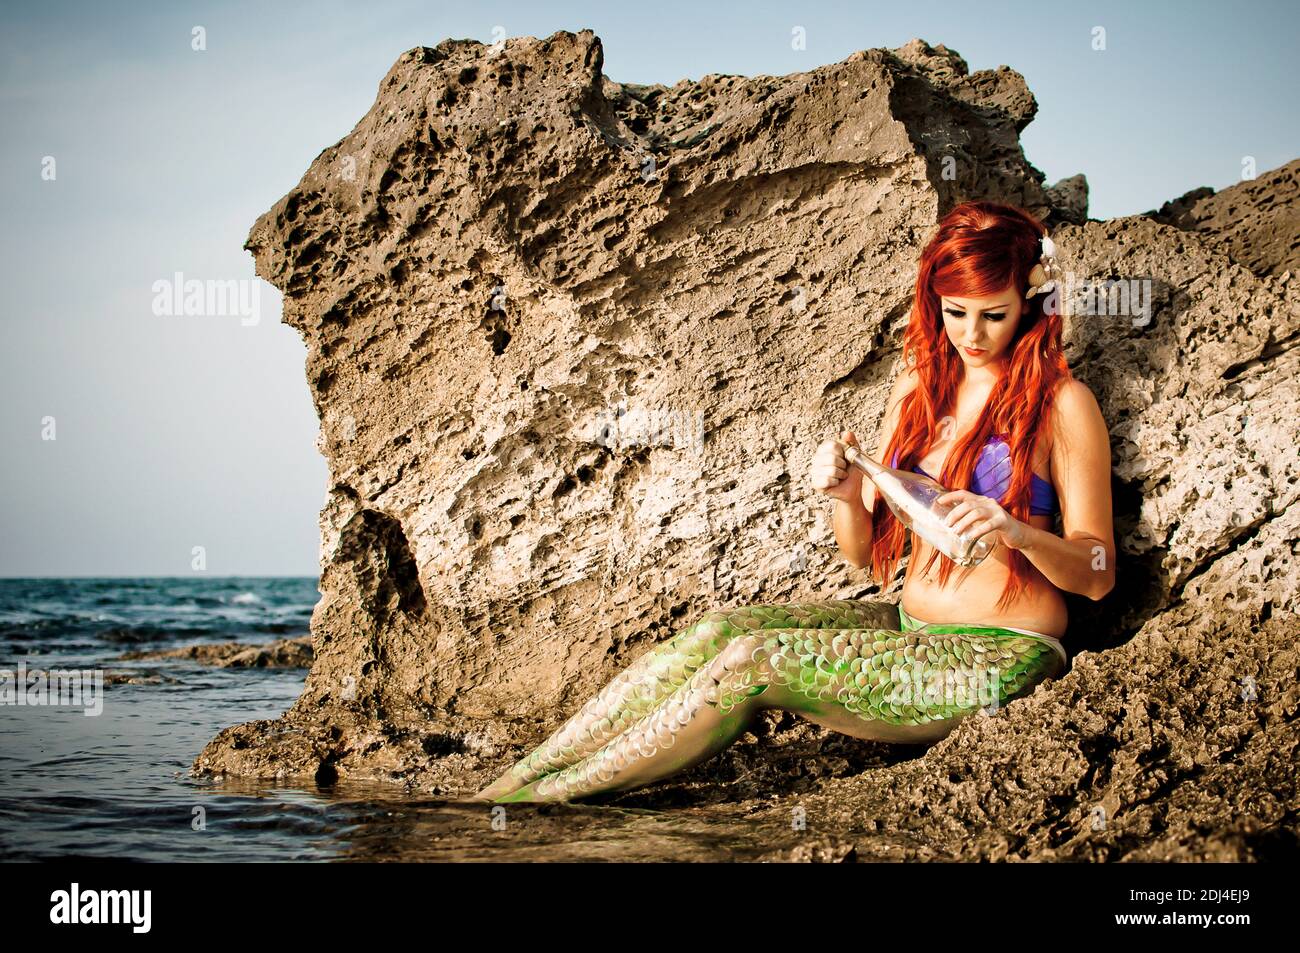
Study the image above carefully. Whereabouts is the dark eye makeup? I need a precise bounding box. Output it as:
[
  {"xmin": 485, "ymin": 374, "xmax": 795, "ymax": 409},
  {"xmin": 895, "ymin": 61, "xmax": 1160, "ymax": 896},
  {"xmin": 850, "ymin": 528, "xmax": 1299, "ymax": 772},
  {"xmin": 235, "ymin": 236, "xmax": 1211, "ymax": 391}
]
[{"xmin": 943, "ymin": 306, "xmax": 1006, "ymax": 320}]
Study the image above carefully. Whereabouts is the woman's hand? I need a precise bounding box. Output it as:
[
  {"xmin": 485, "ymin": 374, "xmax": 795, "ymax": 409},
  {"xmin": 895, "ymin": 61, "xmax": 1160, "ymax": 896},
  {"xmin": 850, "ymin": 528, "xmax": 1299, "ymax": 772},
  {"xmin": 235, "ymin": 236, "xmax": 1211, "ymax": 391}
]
[
  {"xmin": 811, "ymin": 430, "xmax": 866, "ymax": 505},
  {"xmin": 937, "ymin": 490, "xmax": 1031, "ymax": 551}
]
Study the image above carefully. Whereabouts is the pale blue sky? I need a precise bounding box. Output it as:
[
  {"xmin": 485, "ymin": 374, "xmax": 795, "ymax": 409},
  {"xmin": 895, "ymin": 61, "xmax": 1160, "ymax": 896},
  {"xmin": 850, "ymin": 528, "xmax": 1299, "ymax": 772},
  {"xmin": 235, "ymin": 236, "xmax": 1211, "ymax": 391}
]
[{"xmin": 2, "ymin": 0, "xmax": 1296, "ymax": 576}]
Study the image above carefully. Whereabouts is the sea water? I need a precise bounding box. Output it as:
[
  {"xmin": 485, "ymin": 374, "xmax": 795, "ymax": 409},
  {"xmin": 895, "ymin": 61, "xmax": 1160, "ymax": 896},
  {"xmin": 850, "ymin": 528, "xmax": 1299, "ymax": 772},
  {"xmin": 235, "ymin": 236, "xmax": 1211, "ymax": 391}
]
[{"xmin": 0, "ymin": 577, "xmax": 805, "ymax": 862}]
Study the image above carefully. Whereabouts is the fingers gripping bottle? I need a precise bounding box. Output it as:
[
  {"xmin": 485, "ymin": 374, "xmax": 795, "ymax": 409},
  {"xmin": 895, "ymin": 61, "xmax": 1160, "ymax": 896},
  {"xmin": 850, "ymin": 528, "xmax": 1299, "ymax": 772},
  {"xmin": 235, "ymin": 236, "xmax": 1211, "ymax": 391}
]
[{"xmin": 843, "ymin": 445, "xmax": 993, "ymax": 567}]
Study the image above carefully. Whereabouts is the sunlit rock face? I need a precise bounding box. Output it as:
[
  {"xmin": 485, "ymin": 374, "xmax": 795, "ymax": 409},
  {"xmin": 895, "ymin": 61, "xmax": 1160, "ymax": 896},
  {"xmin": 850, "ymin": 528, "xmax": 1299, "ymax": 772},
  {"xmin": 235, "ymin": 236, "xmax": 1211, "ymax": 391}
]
[{"xmin": 194, "ymin": 30, "xmax": 1299, "ymax": 862}]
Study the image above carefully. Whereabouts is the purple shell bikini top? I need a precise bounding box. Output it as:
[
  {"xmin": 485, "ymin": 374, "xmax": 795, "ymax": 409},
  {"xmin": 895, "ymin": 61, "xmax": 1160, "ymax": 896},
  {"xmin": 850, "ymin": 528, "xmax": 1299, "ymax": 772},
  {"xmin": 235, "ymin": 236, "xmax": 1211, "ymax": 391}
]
[{"xmin": 890, "ymin": 434, "xmax": 1059, "ymax": 516}]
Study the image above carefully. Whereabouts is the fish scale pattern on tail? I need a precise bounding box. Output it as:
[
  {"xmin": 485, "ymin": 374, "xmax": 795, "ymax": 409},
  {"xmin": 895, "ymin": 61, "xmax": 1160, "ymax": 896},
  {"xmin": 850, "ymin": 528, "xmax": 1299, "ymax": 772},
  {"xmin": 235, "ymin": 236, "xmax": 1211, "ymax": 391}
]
[{"xmin": 478, "ymin": 600, "xmax": 1064, "ymax": 802}]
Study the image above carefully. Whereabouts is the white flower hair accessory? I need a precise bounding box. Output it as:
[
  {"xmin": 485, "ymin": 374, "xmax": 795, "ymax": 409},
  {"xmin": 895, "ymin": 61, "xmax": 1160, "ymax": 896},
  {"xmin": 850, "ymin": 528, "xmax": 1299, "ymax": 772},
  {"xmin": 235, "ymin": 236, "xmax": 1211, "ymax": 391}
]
[{"xmin": 1025, "ymin": 234, "xmax": 1060, "ymax": 297}]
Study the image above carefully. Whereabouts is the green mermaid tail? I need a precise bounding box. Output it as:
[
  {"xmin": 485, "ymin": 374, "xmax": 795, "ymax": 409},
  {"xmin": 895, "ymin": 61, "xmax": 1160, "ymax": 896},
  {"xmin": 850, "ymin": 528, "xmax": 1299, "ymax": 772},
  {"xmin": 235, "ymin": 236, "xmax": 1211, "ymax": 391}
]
[{"xmin": 475, "ymin": 599, "xmax": 1067, "ymax": 803}]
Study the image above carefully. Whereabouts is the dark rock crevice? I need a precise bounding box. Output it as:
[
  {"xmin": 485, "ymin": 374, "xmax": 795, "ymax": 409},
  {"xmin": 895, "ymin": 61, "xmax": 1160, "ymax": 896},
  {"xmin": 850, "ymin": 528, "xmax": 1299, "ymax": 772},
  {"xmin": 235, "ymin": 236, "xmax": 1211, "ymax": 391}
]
[{"xmin": 333, "ymin": 508, "xmax": 428, "ymax": 621}]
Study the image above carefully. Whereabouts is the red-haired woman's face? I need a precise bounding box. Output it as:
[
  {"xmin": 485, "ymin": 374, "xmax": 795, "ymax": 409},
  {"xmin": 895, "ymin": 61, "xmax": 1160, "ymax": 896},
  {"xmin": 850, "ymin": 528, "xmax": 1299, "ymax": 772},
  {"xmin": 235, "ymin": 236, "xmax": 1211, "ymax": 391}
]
[{"xmin": 939, "ymin": 285, "xmax": 1024, "ymax": 371}]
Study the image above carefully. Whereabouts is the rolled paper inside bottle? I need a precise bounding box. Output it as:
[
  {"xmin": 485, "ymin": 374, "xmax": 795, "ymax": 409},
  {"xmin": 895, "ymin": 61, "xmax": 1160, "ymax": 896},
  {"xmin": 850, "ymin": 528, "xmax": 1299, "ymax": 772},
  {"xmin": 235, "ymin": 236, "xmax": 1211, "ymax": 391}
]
[{"xmin": 912, "ymin": 503, "xmax": 977, "ymax": 558}]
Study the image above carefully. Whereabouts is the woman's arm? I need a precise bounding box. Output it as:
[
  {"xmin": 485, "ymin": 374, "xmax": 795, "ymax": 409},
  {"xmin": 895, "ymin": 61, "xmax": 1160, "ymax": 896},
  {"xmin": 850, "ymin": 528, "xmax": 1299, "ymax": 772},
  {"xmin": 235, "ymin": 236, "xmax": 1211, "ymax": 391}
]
[
  {"xmin": 940, "ymin": 379, "xmax": 1116, "ymax": 600},
  {"xmin": 1016, "ymin": 380, "xmax": 1116, "ymax": 599},
  {"xmin": 833, "ymin": 365, "xmax": 917, "ymax": 569},
  {"xmin": 832, "ymin": 495, "xmax": 873, "ymax": 569}
]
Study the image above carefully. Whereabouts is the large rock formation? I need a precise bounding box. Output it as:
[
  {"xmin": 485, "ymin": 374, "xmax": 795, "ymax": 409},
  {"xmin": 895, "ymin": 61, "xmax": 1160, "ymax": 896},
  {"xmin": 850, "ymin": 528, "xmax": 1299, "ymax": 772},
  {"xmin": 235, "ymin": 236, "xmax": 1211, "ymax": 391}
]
[{"xmin": 193, "ymin": 30, "xmax": 1299, "ymax": 861}]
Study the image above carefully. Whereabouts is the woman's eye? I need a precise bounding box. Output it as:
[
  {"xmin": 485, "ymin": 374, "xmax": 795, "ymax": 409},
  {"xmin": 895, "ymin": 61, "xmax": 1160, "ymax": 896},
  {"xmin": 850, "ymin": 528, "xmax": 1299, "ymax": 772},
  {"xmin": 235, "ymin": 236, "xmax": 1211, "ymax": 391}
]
[{"xmin": 943, "ymin": 307, "xmax": 1004, "ymax": 320}]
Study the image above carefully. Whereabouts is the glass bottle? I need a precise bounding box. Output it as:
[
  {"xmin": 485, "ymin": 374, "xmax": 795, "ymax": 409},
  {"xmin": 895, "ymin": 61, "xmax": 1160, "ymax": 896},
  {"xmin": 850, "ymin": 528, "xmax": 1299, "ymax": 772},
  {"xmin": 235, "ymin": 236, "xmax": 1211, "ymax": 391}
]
[{"xmin": 843, "ymin": 444, "xmax": 994, "ymax": 567}]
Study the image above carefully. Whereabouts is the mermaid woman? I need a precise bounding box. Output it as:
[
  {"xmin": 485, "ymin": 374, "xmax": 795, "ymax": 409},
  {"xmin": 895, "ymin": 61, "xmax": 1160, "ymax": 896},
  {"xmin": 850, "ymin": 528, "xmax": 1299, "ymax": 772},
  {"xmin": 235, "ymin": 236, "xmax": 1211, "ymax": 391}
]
[{"xmin": 475, "ymin": 201, "xmax": 1116, "ymax": 803}]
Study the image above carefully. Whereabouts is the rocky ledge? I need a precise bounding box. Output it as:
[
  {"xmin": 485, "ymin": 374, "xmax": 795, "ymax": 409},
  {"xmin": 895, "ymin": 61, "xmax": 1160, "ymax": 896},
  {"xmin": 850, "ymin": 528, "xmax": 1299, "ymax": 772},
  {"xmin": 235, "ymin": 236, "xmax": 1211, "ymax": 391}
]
[
  {"xmin": 120, "ymin": 636, "xmax": 313, "ymax": 669},
  {"xmin": 192, "ymin": 31, "xmax": 1298, "ymax": 861}
]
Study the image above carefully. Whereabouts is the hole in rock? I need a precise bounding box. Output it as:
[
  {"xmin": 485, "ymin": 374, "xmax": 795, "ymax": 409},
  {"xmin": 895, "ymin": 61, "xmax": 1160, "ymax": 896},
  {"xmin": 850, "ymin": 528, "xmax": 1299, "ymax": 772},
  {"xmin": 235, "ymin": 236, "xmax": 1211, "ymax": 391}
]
[{"xmin": 333, "ymin": 508, "xmax": 429, "ymax": 619}]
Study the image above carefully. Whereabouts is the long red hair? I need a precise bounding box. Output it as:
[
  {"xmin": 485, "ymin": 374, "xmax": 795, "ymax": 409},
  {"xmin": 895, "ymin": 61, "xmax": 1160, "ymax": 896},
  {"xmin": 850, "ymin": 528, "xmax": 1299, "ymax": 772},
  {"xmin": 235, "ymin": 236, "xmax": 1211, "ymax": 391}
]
[{"xmin": 869, "ymin": 201, "xmax": 1074, "ymax": 613}]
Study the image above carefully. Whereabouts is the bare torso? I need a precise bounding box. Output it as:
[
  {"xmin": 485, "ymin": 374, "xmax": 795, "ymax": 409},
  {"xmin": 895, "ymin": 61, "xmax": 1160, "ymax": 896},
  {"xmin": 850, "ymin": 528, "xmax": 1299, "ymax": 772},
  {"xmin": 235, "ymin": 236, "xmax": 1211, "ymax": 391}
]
[{"xmin": 898, "ymin": 382, "xmax": 1069, "ymax": 640}]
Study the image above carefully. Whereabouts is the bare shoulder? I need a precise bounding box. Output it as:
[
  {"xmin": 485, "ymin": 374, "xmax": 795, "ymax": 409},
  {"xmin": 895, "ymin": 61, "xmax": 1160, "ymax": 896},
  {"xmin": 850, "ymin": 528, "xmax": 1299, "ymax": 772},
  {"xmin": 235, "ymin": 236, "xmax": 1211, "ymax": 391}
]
[
  {"xmin": 874, "ymin": 363, "xmax": 920, "ymax": 466},
  {"xmin": 882, "ymin": 364, "xmax": 920, "ymax": 429},
  {"xmin": 1048, "ymin": 378, "xmax": 1111, "ymax": 474},
  {"xmin": 890, "ymin": 363, "xmax": 920, "ymax": 405},
  {"xmin": 1051, "ymin": 378, "xmax": 1105, "ymax": 431}
]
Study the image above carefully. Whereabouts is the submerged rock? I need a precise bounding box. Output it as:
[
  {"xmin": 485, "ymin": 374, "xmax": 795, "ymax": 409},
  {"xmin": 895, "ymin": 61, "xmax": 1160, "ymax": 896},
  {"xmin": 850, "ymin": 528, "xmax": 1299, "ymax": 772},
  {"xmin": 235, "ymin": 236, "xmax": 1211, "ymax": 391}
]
[
  {"xmin": 193, "ymin": 30, "xmax": 1299, "ymax": 861},
  {"xmin": 122, "ymin": 636, "xmax": 313, "ymax": 668}
]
